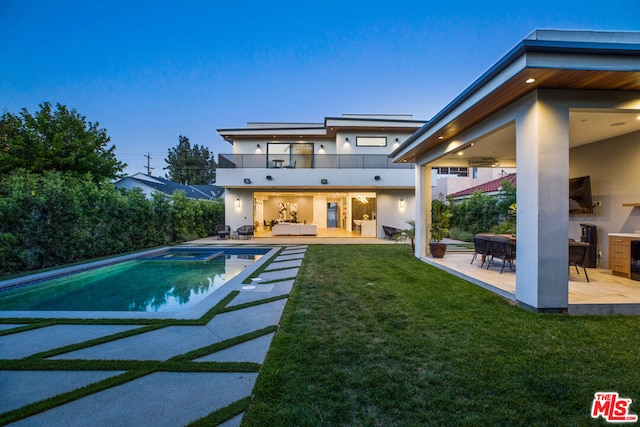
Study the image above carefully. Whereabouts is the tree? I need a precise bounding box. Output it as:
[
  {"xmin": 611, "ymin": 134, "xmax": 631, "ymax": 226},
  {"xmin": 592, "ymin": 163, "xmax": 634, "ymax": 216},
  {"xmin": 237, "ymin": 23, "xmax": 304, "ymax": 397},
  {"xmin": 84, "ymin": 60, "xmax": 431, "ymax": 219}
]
[
  {"xmin": 164, "ymin": 135, "xmax": 216, "ymax": 184},
  {"xmin": 0, "ymin": 102, "xmax": 125, "ymax": 182}
]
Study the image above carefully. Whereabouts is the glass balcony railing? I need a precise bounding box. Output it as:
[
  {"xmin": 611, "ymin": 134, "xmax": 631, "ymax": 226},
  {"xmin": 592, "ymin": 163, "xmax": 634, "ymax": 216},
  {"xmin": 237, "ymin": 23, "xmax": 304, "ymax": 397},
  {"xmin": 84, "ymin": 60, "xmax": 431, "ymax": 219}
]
[{"xmin": 218, "ymin": 154, "xmax": 414, "ymax": 169}]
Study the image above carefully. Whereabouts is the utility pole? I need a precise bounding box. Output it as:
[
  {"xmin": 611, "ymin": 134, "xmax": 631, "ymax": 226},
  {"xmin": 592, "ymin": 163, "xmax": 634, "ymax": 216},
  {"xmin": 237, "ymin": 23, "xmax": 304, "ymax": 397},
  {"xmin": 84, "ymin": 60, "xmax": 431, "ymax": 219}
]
[{"xmin": 143, "ymin": 153, "xmax": 154, "ymax": 176}]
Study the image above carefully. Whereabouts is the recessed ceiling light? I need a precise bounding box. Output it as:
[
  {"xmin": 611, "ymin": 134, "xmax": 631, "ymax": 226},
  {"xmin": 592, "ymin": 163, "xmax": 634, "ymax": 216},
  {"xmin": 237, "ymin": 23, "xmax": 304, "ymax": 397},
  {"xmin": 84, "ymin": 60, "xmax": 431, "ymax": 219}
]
[
  {"xmin": 438, "ymin": 136, "xmax": 444, "ymax": 140},
  {"xmin": 637, "ymin": 115, "xmax": 640, "ymax": 121},
  {"xmin": 525, "ymin": 78, "xmax": 536, "ymax": 84},
  {"xmin": 457, "ymin": 150, "xmax": 464, "ymax": 155}
]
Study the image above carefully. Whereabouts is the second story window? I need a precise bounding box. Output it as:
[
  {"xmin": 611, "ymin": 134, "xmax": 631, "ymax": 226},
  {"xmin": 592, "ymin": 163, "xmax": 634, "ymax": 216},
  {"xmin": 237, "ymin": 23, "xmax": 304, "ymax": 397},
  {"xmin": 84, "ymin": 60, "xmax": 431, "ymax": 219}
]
[
  {"xmin": 356, "ymin": 137, "xmax": 387, "ymax": 147},
  {"xmin": 267, "ymin": 143, "xmax": 313, "ymax": 168}
]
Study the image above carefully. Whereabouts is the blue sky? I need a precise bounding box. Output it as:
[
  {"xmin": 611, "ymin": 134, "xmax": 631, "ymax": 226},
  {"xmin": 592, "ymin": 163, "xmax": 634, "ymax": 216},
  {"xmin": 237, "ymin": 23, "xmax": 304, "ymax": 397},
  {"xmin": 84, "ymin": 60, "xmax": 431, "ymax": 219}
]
[{"xmin": 1, "ymin": 0, "xmax": 638, "ymax": 176}]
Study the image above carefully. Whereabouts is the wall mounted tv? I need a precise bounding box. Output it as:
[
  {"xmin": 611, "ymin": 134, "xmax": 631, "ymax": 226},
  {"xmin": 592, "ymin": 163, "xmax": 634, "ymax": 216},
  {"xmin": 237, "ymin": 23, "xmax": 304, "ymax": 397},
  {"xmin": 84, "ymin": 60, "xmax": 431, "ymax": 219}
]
[{"xmin": 569, "ymin": 175, "xmax": 593, "ymax": 214}]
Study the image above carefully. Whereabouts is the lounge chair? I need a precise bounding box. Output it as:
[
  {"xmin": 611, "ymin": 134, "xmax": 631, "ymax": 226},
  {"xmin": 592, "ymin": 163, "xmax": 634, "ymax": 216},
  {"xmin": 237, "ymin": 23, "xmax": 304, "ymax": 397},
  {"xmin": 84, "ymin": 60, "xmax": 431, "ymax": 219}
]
[
  {"xmin": 237, "ymin": 225, "xmax": 254, "ymax": 239},
  {"xmin": 216, "ymin": 224, "xmax": 231, "ymax": 240},
  {"xmin": 383, "ymin": 226, "xmax": 402, "ymax": 240}
]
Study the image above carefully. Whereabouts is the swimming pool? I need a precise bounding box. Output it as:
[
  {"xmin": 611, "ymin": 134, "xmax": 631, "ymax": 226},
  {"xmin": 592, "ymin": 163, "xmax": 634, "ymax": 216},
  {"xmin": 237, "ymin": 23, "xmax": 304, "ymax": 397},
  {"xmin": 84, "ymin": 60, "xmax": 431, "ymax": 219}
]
[{"xmin": 0, "ymin": 246, "xmax": 274, "ymax": 317}]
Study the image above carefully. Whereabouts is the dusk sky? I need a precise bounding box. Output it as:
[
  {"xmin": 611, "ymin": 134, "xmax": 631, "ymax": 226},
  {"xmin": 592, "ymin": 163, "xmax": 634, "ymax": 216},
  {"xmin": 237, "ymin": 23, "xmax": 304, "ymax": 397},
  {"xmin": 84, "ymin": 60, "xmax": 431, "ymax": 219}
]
[{"xmin": 1, "ymin": 1, "xmax": 638, "ymax": 176}]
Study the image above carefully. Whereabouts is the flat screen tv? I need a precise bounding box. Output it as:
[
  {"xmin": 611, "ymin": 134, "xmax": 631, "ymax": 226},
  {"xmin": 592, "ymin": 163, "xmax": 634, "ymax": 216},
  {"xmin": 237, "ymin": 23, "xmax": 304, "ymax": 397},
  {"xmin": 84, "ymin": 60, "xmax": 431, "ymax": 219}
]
[{"xmin": 569, "ymin": 175, "xmax": 593, "ymax": 214}]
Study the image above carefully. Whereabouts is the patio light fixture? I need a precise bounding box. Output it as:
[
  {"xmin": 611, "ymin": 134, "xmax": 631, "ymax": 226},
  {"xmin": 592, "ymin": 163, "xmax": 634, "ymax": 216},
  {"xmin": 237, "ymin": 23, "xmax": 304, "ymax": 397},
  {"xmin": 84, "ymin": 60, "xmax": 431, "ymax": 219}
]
[
  {"xmin": 399, "ymin": 198, "xmax": 405, "ymax": 209},
  {"xmin": 236, "ymin": 198, "xmax": 241, "ymax": 208}
]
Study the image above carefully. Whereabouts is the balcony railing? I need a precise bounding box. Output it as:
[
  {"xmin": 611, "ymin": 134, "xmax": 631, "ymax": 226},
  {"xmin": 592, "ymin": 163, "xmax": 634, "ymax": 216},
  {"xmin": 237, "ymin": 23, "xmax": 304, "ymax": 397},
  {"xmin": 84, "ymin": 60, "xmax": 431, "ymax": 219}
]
[{"xmin": 218, "ymin": 154, "xmax": 414, "ymax": 169}]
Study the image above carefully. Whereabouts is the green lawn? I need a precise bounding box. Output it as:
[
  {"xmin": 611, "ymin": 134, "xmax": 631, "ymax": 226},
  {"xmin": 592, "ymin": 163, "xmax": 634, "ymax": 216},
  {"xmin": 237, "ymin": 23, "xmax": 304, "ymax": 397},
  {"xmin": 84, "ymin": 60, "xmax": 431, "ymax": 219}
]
[{"xmin": 243, "ymin": 245, "xmax": 640, "ymax": 426}]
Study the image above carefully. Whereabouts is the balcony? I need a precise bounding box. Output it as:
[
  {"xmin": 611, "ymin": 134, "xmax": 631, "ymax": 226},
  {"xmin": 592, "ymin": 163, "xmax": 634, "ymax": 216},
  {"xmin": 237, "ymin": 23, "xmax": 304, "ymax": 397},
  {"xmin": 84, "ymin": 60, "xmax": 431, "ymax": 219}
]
[{"xmin": 218, "ymin": 154, "xmax": 414, "ymax": 169}]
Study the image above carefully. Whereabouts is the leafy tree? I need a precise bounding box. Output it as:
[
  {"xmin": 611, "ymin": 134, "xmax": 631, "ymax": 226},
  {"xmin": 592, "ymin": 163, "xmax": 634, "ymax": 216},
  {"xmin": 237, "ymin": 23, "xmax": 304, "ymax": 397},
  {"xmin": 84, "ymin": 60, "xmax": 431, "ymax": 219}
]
[
  {"xmin": 0, "ymin": 102, "xmax": 125, "ymax": 182},
  {"xmin": 164, "ymin": 135, "xmax": 216, "ymax": 184}
]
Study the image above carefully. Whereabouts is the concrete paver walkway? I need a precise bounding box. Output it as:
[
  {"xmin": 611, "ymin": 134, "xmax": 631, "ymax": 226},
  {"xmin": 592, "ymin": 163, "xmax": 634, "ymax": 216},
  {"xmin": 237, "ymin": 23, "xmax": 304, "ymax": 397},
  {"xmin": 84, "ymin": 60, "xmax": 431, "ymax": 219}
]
[{"xmin": 0, "ymin": 245, "xmax": 306, "ymax": 426}]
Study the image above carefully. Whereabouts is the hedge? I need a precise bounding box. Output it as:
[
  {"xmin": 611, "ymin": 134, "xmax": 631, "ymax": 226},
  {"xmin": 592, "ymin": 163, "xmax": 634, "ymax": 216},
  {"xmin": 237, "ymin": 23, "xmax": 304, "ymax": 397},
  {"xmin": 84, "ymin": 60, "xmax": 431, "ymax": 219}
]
[{"xmin": 0, "ymin": 171, "xmax": 224, "ymax": 275}]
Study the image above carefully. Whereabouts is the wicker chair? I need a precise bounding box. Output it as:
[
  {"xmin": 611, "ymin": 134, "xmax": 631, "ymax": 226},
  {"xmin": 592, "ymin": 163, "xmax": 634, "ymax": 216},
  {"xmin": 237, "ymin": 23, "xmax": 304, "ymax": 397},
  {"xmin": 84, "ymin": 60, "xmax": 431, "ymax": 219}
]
[
  {"xmin": 236, "ymin": 225, "xmax": 254, "ymax": 239},
  {"xmin": 215, "ymin": 224, "xmax": 231, "ymax": 240}
]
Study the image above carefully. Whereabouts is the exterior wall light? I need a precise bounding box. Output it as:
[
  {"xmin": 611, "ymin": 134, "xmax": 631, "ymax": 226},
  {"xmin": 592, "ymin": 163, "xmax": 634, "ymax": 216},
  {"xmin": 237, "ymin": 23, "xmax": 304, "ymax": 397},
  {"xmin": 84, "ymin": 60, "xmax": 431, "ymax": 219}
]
[
  {"xmin": 399, "ymin": 198, "xmax": 405, "ymax": 209},
  {"xmin": 266, "ymin": 175, "xmax": 272, "ymax": 180},
  {"xmin": 244, "ymin": 178, "xmax": 251, "ymax": 184},
  {"xmin": 374, "ymin": 175, "xmax": 380, "ymax": 180},
  {"xmin": 321, "ymin": 179, "xmax": 328, "ymax": 184},
  {"xmin": 257, "ymin": 143, "xmax": 261, "ymax": 148},
  {"xmin": 236, "ymin": 198, "xmax": 241, "ymax": 208}
]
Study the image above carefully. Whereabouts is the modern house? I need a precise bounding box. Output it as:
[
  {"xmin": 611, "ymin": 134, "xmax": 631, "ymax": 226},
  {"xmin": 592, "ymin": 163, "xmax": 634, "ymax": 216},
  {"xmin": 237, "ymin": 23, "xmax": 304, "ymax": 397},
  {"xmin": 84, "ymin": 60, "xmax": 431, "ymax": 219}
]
[
  {"xmin": 392, "ymin": 30, "xmax": 640, "ymax": 312},
  {"xmin": 115, "ymin": 173, "xmax": 224, "ymax": 200},
  {"xmin": 216, "ymin": 114, "xmax": 425, "ymax": 238}
]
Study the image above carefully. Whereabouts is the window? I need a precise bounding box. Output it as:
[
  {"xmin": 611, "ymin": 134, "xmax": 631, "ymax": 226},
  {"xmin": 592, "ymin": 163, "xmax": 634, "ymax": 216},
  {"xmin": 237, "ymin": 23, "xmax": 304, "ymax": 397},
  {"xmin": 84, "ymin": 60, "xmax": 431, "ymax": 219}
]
[
  {"xmin": 356, "ymin": 136, "xmax": 387, "ymax": 147},
  {"xmin": 434, "ymin": 167, "xmax": 469, "ymax": 177}
]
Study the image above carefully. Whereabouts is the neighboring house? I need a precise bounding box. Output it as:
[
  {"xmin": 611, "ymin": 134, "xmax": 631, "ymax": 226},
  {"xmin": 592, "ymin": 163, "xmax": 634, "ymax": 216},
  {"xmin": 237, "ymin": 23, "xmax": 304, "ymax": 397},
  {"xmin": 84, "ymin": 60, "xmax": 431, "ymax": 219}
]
[
  {"xmin": 447, "ymin": 172, "xmax": 517, "ymax": 202},
  {"xmin": 431, "ymin": 167, "xmax": 516, "ymax": 200},
  {"xmin": 216, "ymin": 114, "xmax": 426, "ymax": 238},
  {"xmin": 392, "ymin": 29, "xmax": 640, "ymax": 311},
  {"xmin": 115, "ymin": 173, "xmax": 224, "ymax": 200}
]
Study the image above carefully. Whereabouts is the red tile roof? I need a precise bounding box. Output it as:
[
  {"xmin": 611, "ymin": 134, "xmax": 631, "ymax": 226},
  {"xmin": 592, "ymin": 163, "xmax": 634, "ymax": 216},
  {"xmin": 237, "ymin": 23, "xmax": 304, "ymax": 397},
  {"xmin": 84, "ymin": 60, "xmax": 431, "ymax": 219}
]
[{"xmin": 448, "ymin": 173, "xmax": 516, "ymax": 198}]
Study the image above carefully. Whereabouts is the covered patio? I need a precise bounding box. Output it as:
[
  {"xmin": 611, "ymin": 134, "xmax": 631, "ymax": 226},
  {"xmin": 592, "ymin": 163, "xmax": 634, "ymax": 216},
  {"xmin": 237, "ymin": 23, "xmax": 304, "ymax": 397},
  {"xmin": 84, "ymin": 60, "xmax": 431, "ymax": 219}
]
[
  {"xmin": 425, "ymin": 250, "xmax": 640, "ymax": 315},
  {"xmin": 392, "ymin": 30, "xmax": 640, "ymax": 312}
]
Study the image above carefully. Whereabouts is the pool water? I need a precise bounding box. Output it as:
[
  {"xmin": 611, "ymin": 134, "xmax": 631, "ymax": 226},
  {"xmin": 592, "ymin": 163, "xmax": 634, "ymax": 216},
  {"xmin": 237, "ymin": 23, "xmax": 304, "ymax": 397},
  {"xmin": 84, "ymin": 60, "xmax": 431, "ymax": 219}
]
[{"xmin": 0, "ymin": 249, "xmax": 265, "ymax": 313}]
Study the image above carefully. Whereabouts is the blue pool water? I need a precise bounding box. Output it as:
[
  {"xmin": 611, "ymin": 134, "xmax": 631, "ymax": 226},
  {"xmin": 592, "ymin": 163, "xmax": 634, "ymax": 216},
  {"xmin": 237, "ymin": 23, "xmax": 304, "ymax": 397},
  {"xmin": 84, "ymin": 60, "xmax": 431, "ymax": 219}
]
[{"xmin": 0, "ymin": 247, "xmax": 268, "ymax": 313}]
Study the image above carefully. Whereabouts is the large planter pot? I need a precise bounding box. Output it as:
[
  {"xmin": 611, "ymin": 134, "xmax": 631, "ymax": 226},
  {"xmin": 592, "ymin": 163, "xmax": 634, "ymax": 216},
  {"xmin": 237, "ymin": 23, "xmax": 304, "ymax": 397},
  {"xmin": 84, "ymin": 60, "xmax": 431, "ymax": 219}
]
[{"xmin": 429, "ymin": 242, "xmax": 447, "ymax": 258}]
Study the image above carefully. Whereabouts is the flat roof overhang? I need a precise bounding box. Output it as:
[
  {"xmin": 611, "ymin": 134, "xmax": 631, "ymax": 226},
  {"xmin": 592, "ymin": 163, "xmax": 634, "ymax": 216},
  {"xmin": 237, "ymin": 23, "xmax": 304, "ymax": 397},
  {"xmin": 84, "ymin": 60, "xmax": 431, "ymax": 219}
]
[{"xmin": 392, "ymin": 31, "xmax": 640, "ymax": 163}]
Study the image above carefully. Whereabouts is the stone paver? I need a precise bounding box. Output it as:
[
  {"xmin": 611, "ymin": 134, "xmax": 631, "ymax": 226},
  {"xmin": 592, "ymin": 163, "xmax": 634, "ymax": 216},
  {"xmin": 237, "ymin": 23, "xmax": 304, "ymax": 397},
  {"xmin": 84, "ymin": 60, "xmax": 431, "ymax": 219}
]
[
  {"xmin": 0, "ymin": 325, "xmax": 142, "ymax": 359},
  {"xmin": 51, "ymin": 326, "xmax": 221, "ymax": 361},
  {"xmin": 229, "ymin": 280, "xmax": 294, "ymax": 307},
  {"xmin": 275, "ymin": 253, "xmax": 306, "ymax": 261},
  {"xmin": 195, "ymin": 333, "xmax": 274, "ymax": 363},
  {"xmin": 10, "ymin": 372, "xmax": 258, "ymax": 427},
  {"xmin": 256, "ymin": 267, "xmax": 299, "ymax": 282},
  {"xmin": 207, "ymin": 299, "xmax": 287, "ymax": 340},
  {"xmin": 264, "ymin": 258, "xmax": 303, "ymax": 270},
  {"xmin": 0, "ymin": 370, "xmax": 125, "ymax": 413}
]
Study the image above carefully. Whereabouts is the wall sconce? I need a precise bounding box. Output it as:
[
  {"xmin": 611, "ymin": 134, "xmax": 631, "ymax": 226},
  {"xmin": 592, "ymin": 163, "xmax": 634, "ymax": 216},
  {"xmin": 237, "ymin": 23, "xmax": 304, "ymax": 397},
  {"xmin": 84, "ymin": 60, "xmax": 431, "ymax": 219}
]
[
  {"xmin": 321, "ymin": 179, "xmax": 328, "ymax": 184},
  {"xmin": 266, "ymin": 175, "xmax": 272, "ymax": 180},
  {"xmin": 236, "ymin": 198, "xmax": 241, "ymax": 208},
  {"xmin": 345, "ymin": 137, "xmax": 349, "ymax": 142},
  {"xmin": 256, "ymin": 143, "xmax": 261, "ymax": 148},
  {"xmin": 399, "ymin": 198, "xmax": 405, "ymax": 209},
  {"xmin": 374, "ymin": 175, "xmax": 380, "ymax": 181},
  {"xmin": 243, "ymin": 178, "xmax": 251, "ymax": 184},
  {"xmin": 395, "ymin": 138, "xmax": 399, "ymax": 142},
  {"xmin": 320, "ymin": 144, "xmax": 324, "ymax": 149}
]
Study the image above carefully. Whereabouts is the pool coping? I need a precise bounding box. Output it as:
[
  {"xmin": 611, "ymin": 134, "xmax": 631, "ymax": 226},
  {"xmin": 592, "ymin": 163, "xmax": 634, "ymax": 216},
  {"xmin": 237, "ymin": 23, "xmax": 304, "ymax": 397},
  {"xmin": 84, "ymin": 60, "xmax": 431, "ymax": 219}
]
[{"xmin": 0, "ymin": 245, "xmax": 281, "ymax": 320}]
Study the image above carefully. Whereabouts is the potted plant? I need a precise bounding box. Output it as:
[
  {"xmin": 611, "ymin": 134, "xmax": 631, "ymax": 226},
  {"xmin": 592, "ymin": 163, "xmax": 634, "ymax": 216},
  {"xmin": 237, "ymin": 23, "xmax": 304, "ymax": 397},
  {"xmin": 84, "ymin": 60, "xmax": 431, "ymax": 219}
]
[{"xmin": 429, "ymin": 199, "xmax": 452, "ymax": 258}]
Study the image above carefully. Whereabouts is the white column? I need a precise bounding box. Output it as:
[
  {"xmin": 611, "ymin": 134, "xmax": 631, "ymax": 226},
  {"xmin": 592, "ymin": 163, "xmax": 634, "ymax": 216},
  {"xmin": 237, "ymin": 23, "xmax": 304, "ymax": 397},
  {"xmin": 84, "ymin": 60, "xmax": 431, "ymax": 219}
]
[
  {"xmin": 515, "ymin": 91, "xmax": 569, "ymax": 310},
  {"xmin": 414, "ymin": 164, "xmax": 431, "ymax": 258}
]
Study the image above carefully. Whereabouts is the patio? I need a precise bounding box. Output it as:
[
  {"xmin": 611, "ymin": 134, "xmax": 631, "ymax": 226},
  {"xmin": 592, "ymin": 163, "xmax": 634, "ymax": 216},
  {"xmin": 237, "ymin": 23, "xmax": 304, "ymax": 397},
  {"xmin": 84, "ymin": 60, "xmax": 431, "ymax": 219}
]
[{"xmin": 424, "ymin": 250, "xmax": 640, "ymax": 315}]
